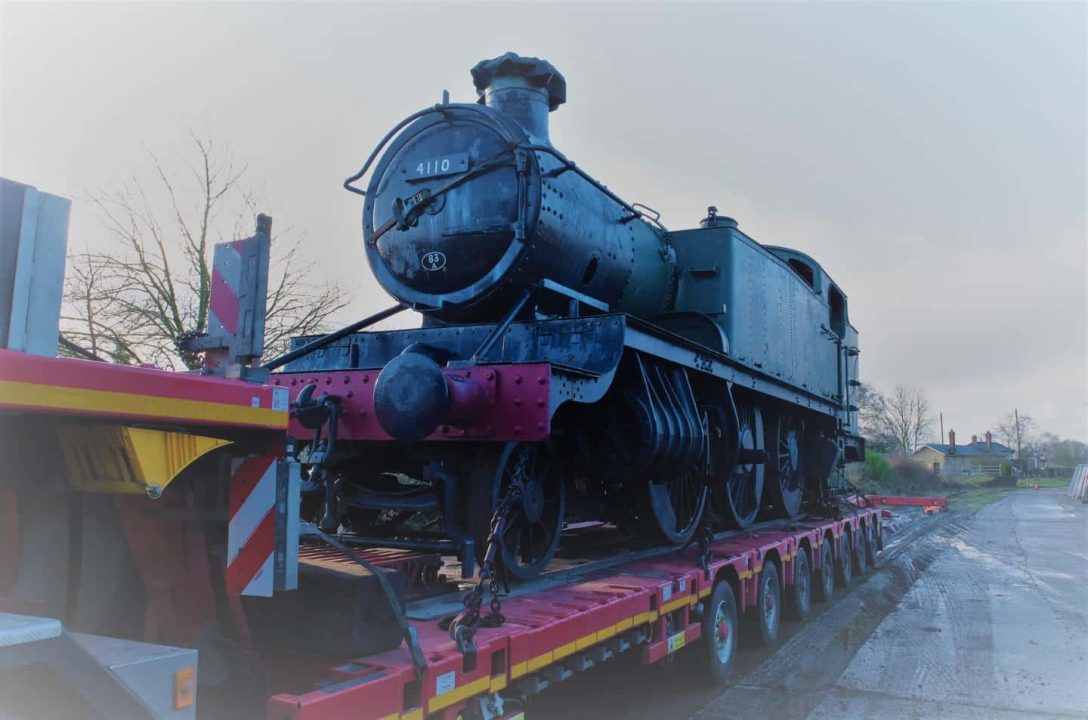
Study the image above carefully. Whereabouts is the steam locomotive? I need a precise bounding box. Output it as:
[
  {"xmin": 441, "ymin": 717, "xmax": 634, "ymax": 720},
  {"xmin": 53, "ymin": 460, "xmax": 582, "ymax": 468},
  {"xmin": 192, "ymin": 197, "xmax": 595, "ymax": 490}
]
[{"xmin": 277, "ymin": 53, "xmax": 864, "ymax": 579}]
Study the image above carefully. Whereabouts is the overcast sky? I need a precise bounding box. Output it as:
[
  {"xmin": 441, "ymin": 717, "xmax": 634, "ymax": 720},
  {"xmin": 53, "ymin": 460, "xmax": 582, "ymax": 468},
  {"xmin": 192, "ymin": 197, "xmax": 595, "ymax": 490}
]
[{"xmin": 2, "ymin": 1, "xmax": 1085, "ymax": 442}]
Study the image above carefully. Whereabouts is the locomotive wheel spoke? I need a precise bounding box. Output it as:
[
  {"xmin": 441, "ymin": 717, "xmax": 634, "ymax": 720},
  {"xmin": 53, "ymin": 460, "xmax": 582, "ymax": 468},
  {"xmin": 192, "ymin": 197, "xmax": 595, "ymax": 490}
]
[
  {"xmin": 470, "ymin": 442, "xmax": 566, "ymax": 580},
  {"xmin": 711, "ymin": 401, "xmax": 763, "ymax": 528},
  {"xmin": 767, "ymin": 413, "xmax": 804, "ymax": 518},
  {"xmin": 633, "ymin": 444, "xmax": 709, "ymax": 545},
  {"xmin": 652, "ymin": 468, "xmax": 706, "ymax": 541}
]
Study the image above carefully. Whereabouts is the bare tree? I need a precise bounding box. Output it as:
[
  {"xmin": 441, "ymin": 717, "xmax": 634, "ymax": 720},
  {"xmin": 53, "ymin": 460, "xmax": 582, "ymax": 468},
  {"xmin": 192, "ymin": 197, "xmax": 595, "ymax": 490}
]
[
  {"xmin": 860, "ymin": 383, "xmax": 933, "ymax": 455},
  {"xmin": 62, "ymin": 135, "xmax": 348, "ymax": 369},
  {"xmin": 995, "ymin": 410, "xmax": 1035, "ymax": 459},
  {"xmin": 856, "ymin": 382, "xmax": 897, "ymax": 453}
]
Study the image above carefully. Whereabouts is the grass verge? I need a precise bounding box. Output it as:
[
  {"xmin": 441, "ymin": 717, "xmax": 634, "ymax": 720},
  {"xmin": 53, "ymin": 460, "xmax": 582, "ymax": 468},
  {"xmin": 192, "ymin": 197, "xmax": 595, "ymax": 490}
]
[
  {"xmin": 946, "ymin": 486, "xmax": 1013, "ymax": 512},
  {"xmin": 1017, "ymin": 476, "xmax": 1069, "ymax": 489}
]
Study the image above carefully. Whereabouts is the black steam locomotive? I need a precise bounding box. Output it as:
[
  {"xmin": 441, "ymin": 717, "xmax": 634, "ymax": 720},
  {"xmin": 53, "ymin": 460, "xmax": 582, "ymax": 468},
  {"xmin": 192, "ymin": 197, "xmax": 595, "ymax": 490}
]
[{"xmin": 278, "ymin": 53, "xmax": 864, "ymax": 579}]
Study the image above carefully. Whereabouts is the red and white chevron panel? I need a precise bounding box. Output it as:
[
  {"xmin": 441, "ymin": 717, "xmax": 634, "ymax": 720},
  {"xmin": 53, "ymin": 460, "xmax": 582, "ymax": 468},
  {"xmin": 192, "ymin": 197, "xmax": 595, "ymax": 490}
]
[
  {"xmin": 227, "ymin": 455, "xmax": 278, "ymax": 596},
  {"xmin": 208, "ymin": 239, "xmax": 246, "ymax": 337}
]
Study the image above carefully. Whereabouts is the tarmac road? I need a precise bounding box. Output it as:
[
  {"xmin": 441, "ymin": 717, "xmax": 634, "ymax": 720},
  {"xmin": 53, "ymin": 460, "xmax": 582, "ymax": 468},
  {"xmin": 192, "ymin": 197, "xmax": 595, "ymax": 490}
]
[{"xmin": 527, "ymin": 490, "xmax": 1088, "ymax": 719}]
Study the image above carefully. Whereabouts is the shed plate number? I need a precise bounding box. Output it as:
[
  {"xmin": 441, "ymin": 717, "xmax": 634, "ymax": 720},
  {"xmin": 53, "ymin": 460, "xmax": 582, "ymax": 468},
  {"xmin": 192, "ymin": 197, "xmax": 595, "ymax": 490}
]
[
  {"xmin": 421, "ymin": 251, "xmax": 447, "ymax": 272},
  {"xmin": 408, "ymin": 153, "xmax": 469, "ymax": 181}
]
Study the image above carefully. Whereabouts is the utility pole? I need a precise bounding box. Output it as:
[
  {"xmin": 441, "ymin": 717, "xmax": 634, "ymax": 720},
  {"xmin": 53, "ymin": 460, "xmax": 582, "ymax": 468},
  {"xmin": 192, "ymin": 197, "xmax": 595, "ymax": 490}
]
[
  {"xmin": 1014, "ymin": 408, "xmax": 1023, "ymax": 466},
  {"xmin": 940, "ymin": 412, "xmax": 944, "ymax": 444}
]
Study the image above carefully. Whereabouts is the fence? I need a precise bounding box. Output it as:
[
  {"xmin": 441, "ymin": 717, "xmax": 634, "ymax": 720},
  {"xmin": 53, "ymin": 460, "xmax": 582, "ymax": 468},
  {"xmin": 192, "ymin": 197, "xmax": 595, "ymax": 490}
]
[{"xmin": 1068, "ymin": 464, "xmax": 1088, "ymax": 502}]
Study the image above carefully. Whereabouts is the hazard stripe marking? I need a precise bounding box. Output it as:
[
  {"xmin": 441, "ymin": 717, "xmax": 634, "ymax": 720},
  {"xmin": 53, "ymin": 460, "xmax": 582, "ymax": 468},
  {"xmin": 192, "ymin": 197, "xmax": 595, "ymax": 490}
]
[
  {"xmin": 243, "ymin": 552, "xmax": 275, "ymax": 596},
  {"xmin": 228, "ymin": 456, "xmax": 275, "ymax": 518},
  {"xmin": 228, "ymin": 461, "xmax": 277, "ymax": 566},
  {"xmin": 210, "ymin": 267, "xmax": 240, "ymax": 334},
  {"xmin": 226, "ymin": 508, "xmax": 275, "ymax": 595},
  {"xmin": 226, "ymin": 456, "xmax": 278, "ymax": 597}
]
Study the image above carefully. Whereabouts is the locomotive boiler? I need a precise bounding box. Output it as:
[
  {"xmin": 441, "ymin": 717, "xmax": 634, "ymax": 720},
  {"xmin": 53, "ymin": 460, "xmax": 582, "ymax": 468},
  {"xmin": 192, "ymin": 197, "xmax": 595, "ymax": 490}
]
[{"xmin": 276, "ymin": 53, "xmax": 865, "ymax": 579}]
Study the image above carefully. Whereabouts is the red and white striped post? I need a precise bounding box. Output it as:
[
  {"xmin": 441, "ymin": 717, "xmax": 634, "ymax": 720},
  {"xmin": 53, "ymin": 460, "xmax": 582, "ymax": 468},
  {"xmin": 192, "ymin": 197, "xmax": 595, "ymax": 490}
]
[{"xmin": 226, "ymin": 455, "xmax": 299, "ymax": 596}]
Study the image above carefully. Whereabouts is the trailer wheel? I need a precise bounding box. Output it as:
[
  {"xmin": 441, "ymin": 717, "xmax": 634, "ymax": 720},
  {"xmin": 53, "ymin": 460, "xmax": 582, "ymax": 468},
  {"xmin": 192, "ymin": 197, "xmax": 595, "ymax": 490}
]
[
  {"xmin": 837, "ymin": 532, "xmax": 853, "ymax": 587},
  {"xmin": 753, "ymin": 560, "xmax": 781, "ymax": 646},
  {"xmin": 865, "ymin": 521, "xmax": 878, "ymax": 565},
  {"xmin": 816, "ymin": 536, "xmax": 835, "ymax": 603},
  {"xmin": 700, "ymin": 580, "xmax": 738, "ymax": 684},
  {"xmin": 788, "ymin": 546, "xmax": 812, "ymax": 621},
  {"xmin": 854, "ymin": 524, "xmax": 870, "ymax": 575}
]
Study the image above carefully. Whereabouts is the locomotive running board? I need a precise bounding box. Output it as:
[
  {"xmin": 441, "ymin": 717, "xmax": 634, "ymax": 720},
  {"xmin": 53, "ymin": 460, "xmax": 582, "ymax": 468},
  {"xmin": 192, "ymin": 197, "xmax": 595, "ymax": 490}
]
[{"xmin": 281, "ymin": 313, "xmax": 844, "ymax": 419}]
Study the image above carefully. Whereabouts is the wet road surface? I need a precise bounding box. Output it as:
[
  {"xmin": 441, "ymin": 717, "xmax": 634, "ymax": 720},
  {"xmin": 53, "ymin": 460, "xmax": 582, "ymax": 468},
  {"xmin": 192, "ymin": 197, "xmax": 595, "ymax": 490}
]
[{"xmin": 527, "ymin": 490, "xmax": 1088, "ymax": 719}]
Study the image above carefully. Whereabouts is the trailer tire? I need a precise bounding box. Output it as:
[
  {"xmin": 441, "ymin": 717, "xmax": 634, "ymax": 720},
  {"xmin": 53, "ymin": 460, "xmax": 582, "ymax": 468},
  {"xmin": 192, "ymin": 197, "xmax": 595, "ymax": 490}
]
[
  {"xmin": 816, "ymin": 536, "xmax": 835, "ymax": 603},
  {"xmin": 854, "ymin": 524, "xmax": 870, "ymax": 575},
  {"xmin": 700, "ymin": 580, "xmax": 738, "ymax": 685},
  {"xmin": 753, "ymin": 560, "xmax": 781, "ymax": 646},
  {"xmin": 838, "ymin": 532, "xmax": 853, "ymax": 587},
  {"xmin": 865, "ymin": 521, "xmax": 878, "ymax": 564},
  {"xmin": 788, "ymin": 546, "xmax": 812, "ymax": 621}
]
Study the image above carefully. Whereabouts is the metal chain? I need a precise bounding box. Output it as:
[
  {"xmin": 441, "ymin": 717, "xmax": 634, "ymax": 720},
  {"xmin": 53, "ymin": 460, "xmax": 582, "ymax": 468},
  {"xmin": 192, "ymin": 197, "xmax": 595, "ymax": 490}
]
[
  {"xmin": 447, "ymin": 449, "xmax": 527, "ymax": 656},
  {"xmin": 174, "ymin": 329, "xmax": 206, "ymax": 368},
  {"xmin": 695, "ymin": 511, "xmax": 715, "ymax": 572}
]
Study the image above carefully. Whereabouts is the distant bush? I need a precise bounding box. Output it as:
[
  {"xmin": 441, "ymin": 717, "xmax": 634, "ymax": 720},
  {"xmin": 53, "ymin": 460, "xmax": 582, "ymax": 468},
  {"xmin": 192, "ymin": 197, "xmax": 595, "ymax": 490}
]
[
  {"xmin": 853, "ymin": 452, "xmax": 953, "ymax": 494},
  {"xmin": 888, "ymin": 456, "xmax": 942, "ymax": 487},
  {"xmin": 861, "ymin": 451, "xmax": 895, "ymax": 488}
]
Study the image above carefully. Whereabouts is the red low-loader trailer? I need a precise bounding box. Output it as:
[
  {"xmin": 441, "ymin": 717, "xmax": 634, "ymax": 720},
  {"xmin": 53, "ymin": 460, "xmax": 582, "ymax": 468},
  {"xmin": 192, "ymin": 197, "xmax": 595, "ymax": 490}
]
[
  {"xmin": 0, "ymin": 339, "xmax": 883, "ymax": 719},
  {"xmin": 266, "ymin": 507, "xmax": 881, "ymax": 720}
]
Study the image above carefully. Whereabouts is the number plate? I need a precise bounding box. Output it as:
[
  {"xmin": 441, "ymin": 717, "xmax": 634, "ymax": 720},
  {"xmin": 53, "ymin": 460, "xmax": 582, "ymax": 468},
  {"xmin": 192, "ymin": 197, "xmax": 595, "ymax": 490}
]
[{"xmin": 406, "ymin": 153, "xmax": 469, "ymax": 182}]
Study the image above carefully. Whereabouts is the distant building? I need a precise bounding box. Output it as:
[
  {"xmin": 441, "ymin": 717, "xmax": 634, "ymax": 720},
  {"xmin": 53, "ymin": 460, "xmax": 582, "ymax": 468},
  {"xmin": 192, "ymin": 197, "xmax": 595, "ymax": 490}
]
[{"xmin": 913, "ymin": 430, "xmax": 1014, "ymax": 477}]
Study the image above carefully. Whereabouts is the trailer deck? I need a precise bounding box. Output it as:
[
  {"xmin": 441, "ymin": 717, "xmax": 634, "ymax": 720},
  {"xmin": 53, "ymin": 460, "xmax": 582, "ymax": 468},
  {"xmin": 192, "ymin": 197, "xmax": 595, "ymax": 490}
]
[{"xmin": 269, "ymin": 507, "xmax": 882, "ymax": 720}]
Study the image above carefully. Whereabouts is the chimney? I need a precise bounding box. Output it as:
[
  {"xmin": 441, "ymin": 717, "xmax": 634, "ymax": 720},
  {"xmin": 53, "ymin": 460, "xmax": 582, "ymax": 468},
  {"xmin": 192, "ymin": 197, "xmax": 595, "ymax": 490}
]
[
  {"xmin": 948, "ymin": 429, "xmax": 956, "ymax": 454},
  {"xmin": 971, "ymin": 434, "xmax": 978, "ymax": 445},
  {"xmin": 985, "ymin": 431, "xmax": 992, "ymax": 451},
  {"xmin": 471, "ymin": 52, "xmax": 566, "ymax": 145}
]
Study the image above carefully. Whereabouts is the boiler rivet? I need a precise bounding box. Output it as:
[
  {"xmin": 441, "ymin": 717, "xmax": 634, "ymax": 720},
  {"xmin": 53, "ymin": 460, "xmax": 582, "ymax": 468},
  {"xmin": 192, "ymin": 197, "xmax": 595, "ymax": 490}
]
[{"xmin": 514, "ymin": 375, "xmax": 523, "ymax": 384}]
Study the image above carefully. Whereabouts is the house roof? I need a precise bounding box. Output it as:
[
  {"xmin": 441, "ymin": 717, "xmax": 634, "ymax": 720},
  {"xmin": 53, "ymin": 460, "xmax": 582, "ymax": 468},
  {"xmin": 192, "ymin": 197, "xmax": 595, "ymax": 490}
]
[{"xmin": 915, "ymin": 440, "xmax": 1013, "ymax": 457}]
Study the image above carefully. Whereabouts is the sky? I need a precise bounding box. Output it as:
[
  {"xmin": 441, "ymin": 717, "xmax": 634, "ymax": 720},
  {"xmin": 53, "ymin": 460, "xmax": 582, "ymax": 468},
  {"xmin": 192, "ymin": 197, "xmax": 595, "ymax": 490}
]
[{"xmin": 1, "ymin": 1, "xmax": 1085, "ymax": 442}]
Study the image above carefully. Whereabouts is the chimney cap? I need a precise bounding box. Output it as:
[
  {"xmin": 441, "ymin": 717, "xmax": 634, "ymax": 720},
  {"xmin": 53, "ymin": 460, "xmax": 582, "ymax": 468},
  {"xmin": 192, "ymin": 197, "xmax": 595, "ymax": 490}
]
[{"xmin": 471, "ymin": 52, "xmax": 567, "ymax": 111}]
